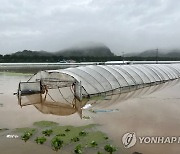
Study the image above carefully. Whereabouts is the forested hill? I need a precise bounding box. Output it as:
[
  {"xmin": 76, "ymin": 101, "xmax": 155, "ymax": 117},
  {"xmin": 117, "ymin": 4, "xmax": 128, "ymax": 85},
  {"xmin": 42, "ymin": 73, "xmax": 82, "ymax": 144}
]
[
  {"xmin": 0, "ymin": 44, "xmax": 116, "ymax": 62},
  {"xmin": 1, "ymin": 46, "xmax": 180, "ymax": 63},
  {"xmin": 11, "ymin": 44, "xmax": 114, "ymax": 57},
  {"xmin": 55, "ymin": 44, "xmax": 114, "ymax": 57}
]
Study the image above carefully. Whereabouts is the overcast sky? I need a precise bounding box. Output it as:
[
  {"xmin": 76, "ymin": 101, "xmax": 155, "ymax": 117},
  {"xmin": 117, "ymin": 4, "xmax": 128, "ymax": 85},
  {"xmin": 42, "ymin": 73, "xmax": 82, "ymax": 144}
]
[{"xmin": 0, "ymin": 0, "xmax": 180, "ymax": 55}]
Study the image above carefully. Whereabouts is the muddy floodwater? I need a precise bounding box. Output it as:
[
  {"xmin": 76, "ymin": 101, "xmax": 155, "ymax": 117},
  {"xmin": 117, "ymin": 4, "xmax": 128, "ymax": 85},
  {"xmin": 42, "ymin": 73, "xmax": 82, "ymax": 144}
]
[{"xmin": 0, "ymin": 71, "xmax": 180, "ymax": 154}]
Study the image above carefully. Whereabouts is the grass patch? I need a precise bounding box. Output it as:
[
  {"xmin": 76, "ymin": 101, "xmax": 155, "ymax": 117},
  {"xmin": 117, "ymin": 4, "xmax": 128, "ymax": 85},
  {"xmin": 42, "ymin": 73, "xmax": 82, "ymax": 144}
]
[
  {"xmin": 79, "ymin": 131, "xmax": 88, "ymax": 136},
  {"xmin": 56, "ymin": 133, "xmax": 66, "ymax": 137},
  {"xmin": 71, "ymin": 137, "xmax": 80, "ymax": 142},
  {"xmin": 15, "ymin": 127, "xmax": 36, "ymax": 133},
  {"xmin": 42, "ymin": 129, "xmax": 53, "ymax": 136},
  {"xmin": 16, "ymin": 121, "xmax": 118, "ymax": 153},
  {"xmin": 51, "ymin": 124, "xmax": 95, "ymax": 144},
  {"xmin": 81, "ymin": 131, "xmax": 107, "ymax": 147},
  {"xmin": 15, "ymin": 128, "xmax": 36, "ymax": 142},
  {"xmin": 33, "ymin": 121, "xmax": 58, "ymax": 128},
  {"xmin": 90, "ymin": 95, "xmax": 106, "ymax": 101},
  {"xmin": 0, "ymin": 72, "xmax": 32, "ymax": 76}
]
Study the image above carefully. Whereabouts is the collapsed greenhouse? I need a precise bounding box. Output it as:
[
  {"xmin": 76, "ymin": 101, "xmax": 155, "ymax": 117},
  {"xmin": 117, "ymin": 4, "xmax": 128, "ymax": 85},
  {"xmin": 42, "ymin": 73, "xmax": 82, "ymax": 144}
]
[{"xmin": 17, "ymin": 64, "xmax": 180, "ymax": 116}]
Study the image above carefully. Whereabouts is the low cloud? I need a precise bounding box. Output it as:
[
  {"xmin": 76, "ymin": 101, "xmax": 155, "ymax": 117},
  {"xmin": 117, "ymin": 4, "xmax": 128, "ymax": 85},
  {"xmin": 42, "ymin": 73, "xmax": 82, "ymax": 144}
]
[{"xmin": 0, "ymin": 0, "xmax": 180, "ymax": 55}]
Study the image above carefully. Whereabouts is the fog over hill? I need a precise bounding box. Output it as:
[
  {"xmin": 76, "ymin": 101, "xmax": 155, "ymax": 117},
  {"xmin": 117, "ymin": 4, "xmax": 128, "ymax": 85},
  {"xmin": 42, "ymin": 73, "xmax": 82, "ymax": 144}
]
[
  {"xmin": 55, "ymin": 43, "xmax": 114, "ymax": 57},
  {"xmin": 125, "ymin": 49, "xmax": 180, "ymax": 58},
  {"xmin": 8, "ymin": 43, "xmax": 180, "ymax": 59},
  {"xmin": 12, "ymin": 43, "xmax": 115, "ymax": 57}
]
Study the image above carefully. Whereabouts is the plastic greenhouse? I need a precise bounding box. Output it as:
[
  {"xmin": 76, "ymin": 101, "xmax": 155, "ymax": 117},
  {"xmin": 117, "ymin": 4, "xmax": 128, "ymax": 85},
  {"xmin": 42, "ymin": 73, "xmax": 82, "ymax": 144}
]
[{"xmin": 16, "ymin": 64, "xmax": 180, "ymax": 117}]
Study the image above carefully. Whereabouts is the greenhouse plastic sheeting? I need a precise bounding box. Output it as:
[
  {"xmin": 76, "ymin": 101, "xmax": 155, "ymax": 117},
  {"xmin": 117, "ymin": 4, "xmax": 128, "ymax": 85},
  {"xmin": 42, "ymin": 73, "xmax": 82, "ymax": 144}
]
[{"xmin": 29, "ymin": 64, "xmax": 180, "ymax": 96}]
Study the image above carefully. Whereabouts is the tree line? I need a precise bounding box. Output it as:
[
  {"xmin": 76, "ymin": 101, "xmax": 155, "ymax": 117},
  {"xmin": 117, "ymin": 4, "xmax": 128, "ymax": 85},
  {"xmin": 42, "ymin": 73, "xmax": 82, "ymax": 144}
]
[{"xmin": 0, "ymin": 54, "xmax": 180, "ymax": 63}]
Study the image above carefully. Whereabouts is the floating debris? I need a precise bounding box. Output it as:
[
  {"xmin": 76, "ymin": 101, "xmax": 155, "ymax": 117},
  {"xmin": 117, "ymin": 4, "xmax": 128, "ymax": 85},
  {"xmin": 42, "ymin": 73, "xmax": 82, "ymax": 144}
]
[
  {"xmin": 6, "ymin": 135, "xmax": 19, "ymax": 139},
  {"xmin": 82, "ymin": 116, "xmax": 91, "ymax": 120},
  {"xmin": 82, "ymin": 104, "xmax": 92, "ymax": 109},
  {"xmin": 90, "ymin": 109, "xmax": 119, "ymax": 113}
]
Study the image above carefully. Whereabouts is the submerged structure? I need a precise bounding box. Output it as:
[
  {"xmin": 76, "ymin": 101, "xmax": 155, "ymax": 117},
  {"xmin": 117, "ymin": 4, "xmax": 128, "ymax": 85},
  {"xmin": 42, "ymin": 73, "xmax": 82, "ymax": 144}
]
[{"xmin": 17, "ymin": 64, "xmax": 180, "ymax": 117}]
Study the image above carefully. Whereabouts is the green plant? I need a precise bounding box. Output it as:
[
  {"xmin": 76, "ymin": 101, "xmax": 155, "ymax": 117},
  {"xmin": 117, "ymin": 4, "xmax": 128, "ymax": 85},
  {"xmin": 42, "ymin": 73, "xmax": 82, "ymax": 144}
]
[
  {"xmin": 42, "ymin": 129, "xmax": 53, "ymax": 136},
  {"xmin": 90, "ymin": 140, "xmax": 98, "ymax": 147},
  {"xmin": 79, "ymin": 131, "xmax": 88, "ymax": 136},
  {"xmin": 21, "ymin": 131, "xmax": 33, "ymax": 142},
  {"xmin": 104, "ymin": 136, "xmax": 109, "ymax": 140},
  {"xmin": 71, "ymin": 137, "xmax": 80, "ymax": 142},
  {"xmin": 56, "ymin": 133, "xmax": 66, "ymax": 137},
  {"xmin": 35, "ymin": 136, "xmax": 46, "ymax": 144},
  {"xmin": 74, "ymin": 144, "xmax": 83, "ymax": 154},
  {"xmin": 65, "ymin": 128, "xmax": 70, "ymax": 132},
  {"xmin": 51, "ymin": 136, "xmax": 63, "ymax": 151},
  {"xmin": 104, "ymin": 144, "xmax": 117, "ymax": 154}
]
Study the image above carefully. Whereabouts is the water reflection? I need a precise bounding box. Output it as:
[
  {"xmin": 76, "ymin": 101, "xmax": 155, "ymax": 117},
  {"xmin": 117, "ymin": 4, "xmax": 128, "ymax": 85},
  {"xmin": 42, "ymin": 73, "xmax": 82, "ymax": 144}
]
[
  {"xmin": 87, "ymin": 79, "xmax": 180, "ymax": 109},
  {"xmin": 17, "ymin": 79, "xmax": 180, "ymax": 118}
]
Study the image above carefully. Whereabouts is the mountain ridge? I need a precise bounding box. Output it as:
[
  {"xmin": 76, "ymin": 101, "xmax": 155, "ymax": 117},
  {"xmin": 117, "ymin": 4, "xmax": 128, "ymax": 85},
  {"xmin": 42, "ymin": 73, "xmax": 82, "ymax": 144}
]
[{"xmin": 12, "ymin": 44, "xmax": 115, "ymax": 57}]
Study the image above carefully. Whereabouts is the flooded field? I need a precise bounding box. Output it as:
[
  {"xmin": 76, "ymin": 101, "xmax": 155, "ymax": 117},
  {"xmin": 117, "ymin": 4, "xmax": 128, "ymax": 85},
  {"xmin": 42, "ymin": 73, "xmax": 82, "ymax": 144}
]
[{"xmin": 0, "ymin": 70, "xmax": 180, "ymax": 154}]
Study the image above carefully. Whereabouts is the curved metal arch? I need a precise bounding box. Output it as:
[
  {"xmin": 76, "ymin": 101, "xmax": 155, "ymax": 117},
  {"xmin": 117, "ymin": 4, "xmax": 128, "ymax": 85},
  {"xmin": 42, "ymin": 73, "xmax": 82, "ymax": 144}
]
[
  {"xmin": 162, "ymin": 65, "xmax": 179, "ymax": 78},
  {"xmin": 120, "ymin": 66, "xmax": 144, "ymax": 85},
  {"xmin": 173, "ymin": 64, "xmax": 180, "ymax": 73},
  {"xmin": 154, "ymin": 65, "xmax": 173, "ymax": 80},
  {"xmin": 105, "ymin": 65, "xmax": 130, "ymax": 87},
  {"xmin": 96, "ymin": 65, "xmax": 122, "ymax": 89},
  {"xmin": 144, "ymin": 65, "xmax": 165, "ymax": 81},
  {"xmin": 114, "ymin": 65, "xmax": 137, "ymax": 85},
  {"xmin": 98, "ymin": 65, "xmax": 122, "ymax": 88},
  {"xmin": 130, "ymin": 65, "xmax": 152, "ymax": 83},
  {"xmin": 155, "ymin": 64, "xmax": 174, "ymax": 79},
  {"xmin": 78, "ymin": 67, "xmax": 107, "ymax": 92},
  {"xmin": 77, "ymin": 67, "xmax": 106, "ymax": 92},
  {"xmin": 165, "ymin": 65, "xmax": 178, "ymax": 78},
  {"xmin": 87, "ymin": 66, "xmax": 113, "ymax": 92},
  {"xmin": 122, "ymin": 66, "xmax": 145, "ymax": 85},
  {"xmin": 141, "ymin": 65, "xmax": 162, "ymax": 81},
  {"xmin": 61, "ymin": 69, "xmax": 99, "ymax": 94},
  {"xmin": 167, "ymin": 65, "xmax": 180, "ymax": 76},
  {"xmin": 134, "ymin": 65, "xmax": 156, "ymax": 83},
  {"xmin": 47, "ymin": 70, "xmax": 89, "ymax": 96}
]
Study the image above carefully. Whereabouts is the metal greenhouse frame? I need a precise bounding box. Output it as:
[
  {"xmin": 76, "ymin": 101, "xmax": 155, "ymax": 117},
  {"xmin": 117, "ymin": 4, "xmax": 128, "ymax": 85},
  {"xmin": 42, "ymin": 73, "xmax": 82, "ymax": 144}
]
[{"xmin": 17, "ymin": 64, "xmax": 180, "ymax": 109}]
